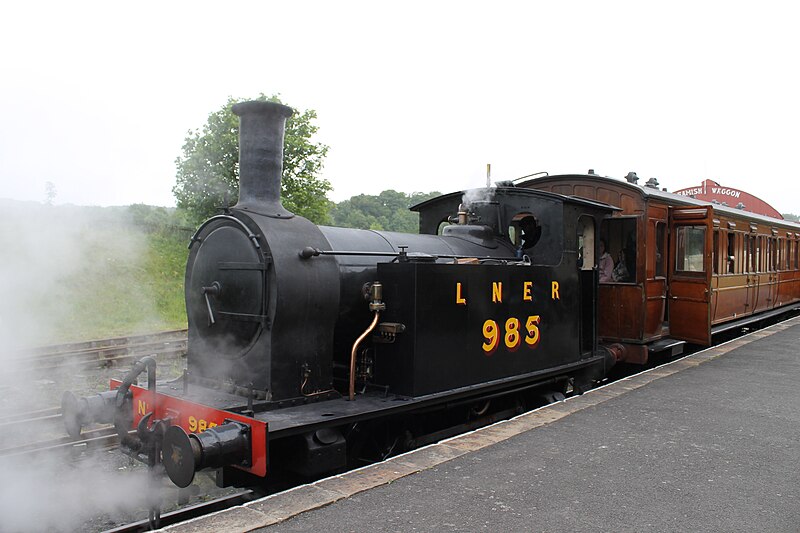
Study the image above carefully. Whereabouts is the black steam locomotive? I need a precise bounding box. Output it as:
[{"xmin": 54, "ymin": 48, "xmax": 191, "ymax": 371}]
[{"xmin": 63, "ymin": 101, "xmax": 618, "ymax": 490}]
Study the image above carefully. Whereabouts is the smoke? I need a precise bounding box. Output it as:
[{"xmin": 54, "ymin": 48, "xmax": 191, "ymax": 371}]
[
  {"xmin": 0, "ymin": 200, "xmax": 172, "ymax": 416},
  {"xmin": 0, "ymin": 200, "xmax": 179, "ymax": 530},
  {"xmin": 0, "ymin": 452, "xmax": 154, "ymax": 533},
  {"xmin": 0, "ymin": 201, "xmax": 82, "ymax": 351},
  {"xmin": 0, "ymin": 201, "xmax": 159, "ymax": 353}
]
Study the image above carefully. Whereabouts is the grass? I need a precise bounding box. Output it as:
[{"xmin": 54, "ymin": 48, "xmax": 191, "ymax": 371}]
[
  {"xmin": 0, "ymin": 203, "xmax": 191, "ymax": 347},
  {"xmin": 142, "ymin": 231, "xmax": 191, "ymax": 330},
  {"xmin": 48, "ymin": 227, "xmax": 190, "ymax": 342}
]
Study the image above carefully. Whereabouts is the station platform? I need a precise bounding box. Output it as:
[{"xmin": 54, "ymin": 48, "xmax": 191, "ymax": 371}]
[{"xmin": 163, "ymin": 317, "xmax": 800, "ymax": 532}]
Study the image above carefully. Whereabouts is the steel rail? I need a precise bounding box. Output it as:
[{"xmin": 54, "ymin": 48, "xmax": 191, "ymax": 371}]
[
  {"xmin": 8, "ymin": 329, "xmax": 188, "ymax": 361},
  {"xmin": 0, "ymin": 426, "xmax": 119, "ymax": 458},
  {"xmin": 6, "ymin": 330, "xmax": 188, "ymax": 373},
  {"xmin": 102, "ymin": 490, "xmax": 257, "ymax": 533}
]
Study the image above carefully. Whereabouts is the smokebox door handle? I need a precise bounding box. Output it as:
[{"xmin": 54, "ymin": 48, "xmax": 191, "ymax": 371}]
[{"xmin": 201, "ymin": 282, "xmax": 221, "ymax": 326}]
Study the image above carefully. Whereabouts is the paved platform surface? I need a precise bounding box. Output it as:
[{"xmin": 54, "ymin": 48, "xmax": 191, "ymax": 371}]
[{"xmin": 163, "ymin": 317, "xmax": 800, "ymax": 533}]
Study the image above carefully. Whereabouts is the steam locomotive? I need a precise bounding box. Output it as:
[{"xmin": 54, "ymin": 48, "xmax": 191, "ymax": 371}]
[{"xmin": 62, "ymin": 101, "xmax": 620, "ymax": 490}]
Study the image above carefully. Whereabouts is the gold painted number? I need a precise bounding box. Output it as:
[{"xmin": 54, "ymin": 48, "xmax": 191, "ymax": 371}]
[
  {"xmin": 188, "ymin": 416, "xmax": 218, "ymax": 433},
  {"xmin": 482, "ymin": 319, "xmax": 500, "ymax": 353},
  {"xmin": 525, "ymin": 315, "xmax": 541, "ymax": 347},
  {"xmin": 482, "ymin": 315, "xmax": 541, "ymax": 354},
  {"xmin": 504, "ymin": 317, "xmax": 521, "ymax": 350}
]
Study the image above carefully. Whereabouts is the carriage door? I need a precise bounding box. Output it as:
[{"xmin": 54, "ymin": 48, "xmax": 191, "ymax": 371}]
[{"xmin": 668, "ymin": 207, "xmax": 712, "ymax": 345}]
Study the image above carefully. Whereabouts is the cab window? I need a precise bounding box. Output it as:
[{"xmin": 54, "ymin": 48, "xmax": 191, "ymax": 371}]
[{"xmin": 577, "ymin": 216, "xmax": 595, "ymax": 271}]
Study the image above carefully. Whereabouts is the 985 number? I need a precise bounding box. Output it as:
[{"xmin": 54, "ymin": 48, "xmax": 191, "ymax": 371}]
[{"xmin": 482, "ymin": 315, "xmax": 541, "ymax": 354}]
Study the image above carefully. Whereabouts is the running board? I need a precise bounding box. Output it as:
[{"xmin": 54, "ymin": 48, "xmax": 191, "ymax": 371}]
[
  {"xmin": 712, "ymin": 305, "xmax": 800, "ymax": 336},
  {"xmin": 648, "ymin": 338, "xmax": 685, "ymax": 356}
]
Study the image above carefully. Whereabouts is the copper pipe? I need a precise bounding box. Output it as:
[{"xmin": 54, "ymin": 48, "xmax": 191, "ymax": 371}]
[{"xmin": 349, "ymin": 311, "xmax": 380, "ymax": 401}]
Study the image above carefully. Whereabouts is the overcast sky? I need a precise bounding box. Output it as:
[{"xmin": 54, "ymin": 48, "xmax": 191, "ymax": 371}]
[{"xmin": 1, "ymin": 1, "xmax": 799, "ymax": 213}]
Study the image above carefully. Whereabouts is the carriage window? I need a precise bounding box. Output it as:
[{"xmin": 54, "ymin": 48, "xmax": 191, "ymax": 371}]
[
  {"xmin": 727, "ymin": 232, "xmax": 735, "ymax": 273},
  {"xmin": 713, "ymin": 230, "xmax": 719, "ymax": 274},
  {"xmin": 755, "ymin": 236, "xmax": 762, "ymax": 272},
  {"xmin": 772, "ymin": 238, "xmax": 778, "ymax": 271},
  {"xmin": 744, "ymin": 235, "xmax": 752, "ymax": 272},
  {"xmin": 786, "ymin": 239, "xmax": 791, "ymax": 270},
  {"xmin": 675, "ymin": 225, "xmax": 705, "ymax": 273},
  {"xmin": 740, "ymin": 234, "xmax": 746, "ymax": 273},
  {"xmin": 795, "ymin": 240, "xmax": 799, "ymax": 270},
  {"xmin": 656, "ymin": 222, "xmax": 666, "ymax": 278},
  {"xmin": 600, "ymin": 217, "xmax": 637, "ymax": 282}
]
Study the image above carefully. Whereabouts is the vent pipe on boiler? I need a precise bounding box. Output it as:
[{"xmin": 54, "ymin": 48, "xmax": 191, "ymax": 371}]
[{"xmin": 231, "ymin": 100, "xmax": 294, "ymax": 218}]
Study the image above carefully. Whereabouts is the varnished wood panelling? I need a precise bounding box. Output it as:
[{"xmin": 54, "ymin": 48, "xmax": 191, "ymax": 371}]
[
  {"xmin": 574, "ymin": 185, "xmax": 596, "ymax": 200},
  {"xmin": 598, "ymin": 284, "xmax": 645, "ymax": 342},
  {"xmin": 620, "ymin": 194, "xmax": 641, "ymax": 214},
  {"xmin": 712, "ymin": 274, "xmax": 749, "ymax": 322},
  {"xmin": 644, "ymin": 279, "xmax": 666, "ymax": 339},
  {"xmin": 596, "ymin": 188, "xmax": 620, "ymax": 208}
]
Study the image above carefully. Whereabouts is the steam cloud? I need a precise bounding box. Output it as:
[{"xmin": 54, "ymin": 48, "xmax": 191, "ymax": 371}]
[
  {"xmin": 461, "ymin": 185, "xmax": 496, "ymax": 209},
  {"xmin": 0, "ymin": 200, "xmax": 169, "ymax": 531},
  {"xmin": 0, "ymin": 201, "xmax": 159, "ymax": 353},
  {"xmin": 0, "ymin": 456, "xmax": 154, "ymax": 533}
]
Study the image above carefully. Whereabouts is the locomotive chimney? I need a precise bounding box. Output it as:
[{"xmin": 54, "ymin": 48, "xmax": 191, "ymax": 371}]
[{"xmin": 231, "ymin": 100, "xmax": 294, "ymax": 217}]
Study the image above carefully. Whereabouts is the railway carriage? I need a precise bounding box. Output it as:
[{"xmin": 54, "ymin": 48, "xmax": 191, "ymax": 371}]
[{"xmin": 519, "ymin": 173, "xmax": 800, "ymax": 362}]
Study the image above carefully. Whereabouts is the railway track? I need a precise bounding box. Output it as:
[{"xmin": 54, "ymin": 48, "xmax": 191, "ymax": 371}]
[
  {"xmin": 104, "ymin": 491, "xmax": 258, "ymax": 533},
  {"xmin": 0, "ymin": 406, "xmax": 121, "ymax": 459},
  {"xmin": 0, "ymin": 424, "xmax": 119, "ymax": 459},
  {"xmin": 0, "ymin": 330, "xmax": 189, "ymax": 459},
  {"xmin": 6, "ymin": 328, "xmax": 188, "ymax": 373},
  {"xmin": 0, "ymin": 406, "xmax": 60, "ymax": 428}
]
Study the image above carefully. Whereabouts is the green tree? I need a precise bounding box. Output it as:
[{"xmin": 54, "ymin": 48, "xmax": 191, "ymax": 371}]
[
  {"xmin": 330, "ymin": 190, "xmax": 441, "ymax": 233},
  {"xmin": 173, "ymin": 95, "xmax": 331, "ymax": 225},
  {"xmin": 782, "ymin": 213, "xmax": 799, "ymax": 222}
]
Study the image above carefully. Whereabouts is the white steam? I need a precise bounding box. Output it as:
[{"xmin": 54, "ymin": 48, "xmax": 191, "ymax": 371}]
[
  {"xmin": 461, "ymin": 186, "xmax": 496, "ymax": 209},
  {"xmin": 0, "ymin": 453, "xmax": 154, "ymax": 533},
  {"xmin": 0, "ymin": 201, "xmax": 158, "ymax": 353},
  {"xmin": 0, "ymin": 200, "xmax": 172, "ymax": 530}
]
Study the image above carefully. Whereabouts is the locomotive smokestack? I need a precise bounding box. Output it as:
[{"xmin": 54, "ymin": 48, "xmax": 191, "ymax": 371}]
[{"xmin": 231, "ymin": 100, "xmax": 294, "ymax": 216}]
